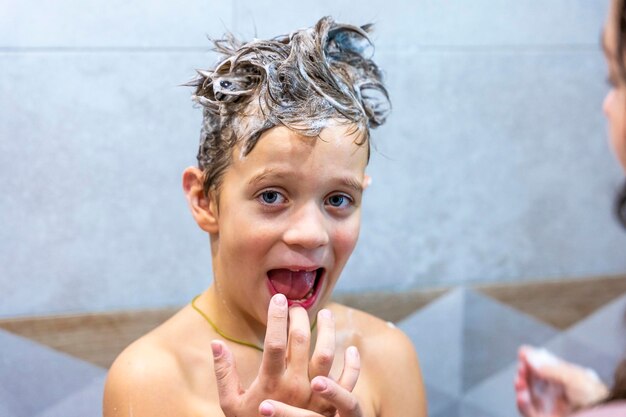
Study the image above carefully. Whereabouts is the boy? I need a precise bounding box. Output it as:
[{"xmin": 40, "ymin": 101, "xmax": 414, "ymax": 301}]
[{"xmin": 104, "ymin": 17, "xmax": 426, "ymax": 417}]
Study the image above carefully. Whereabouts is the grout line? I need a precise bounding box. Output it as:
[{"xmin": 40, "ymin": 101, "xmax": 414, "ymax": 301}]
[
  {"xmin": 0, "ymin": 46, "xmax": 212, "ymax": 53},
  {"xmin": 379, "ymin": 44, "xmax": 602, "ymax": 54},
  {"xmin": 0, "ymin": 43, "xmax": 602, "ymax": 55}
]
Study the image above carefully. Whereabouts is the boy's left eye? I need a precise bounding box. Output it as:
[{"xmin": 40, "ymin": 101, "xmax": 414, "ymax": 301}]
[{"xmin": 325, "ymin": 194, "xmax": 352, "ymax": 208}]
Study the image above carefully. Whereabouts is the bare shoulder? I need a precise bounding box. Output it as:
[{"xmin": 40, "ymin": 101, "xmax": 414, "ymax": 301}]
[
  {"xmin": 103, "ymin": 306, "xmax": 220, "ymax": 417},
  {"xmin": 329, "ymin": 303, "xmax": 427, "ymax": 417},
  {"xmin": 103, "ymin": 331, "xmax": 187, "ymax": 417},
  {"xmin": 330, "ymin": 302, "xmax": 415, "ymax": 356}
]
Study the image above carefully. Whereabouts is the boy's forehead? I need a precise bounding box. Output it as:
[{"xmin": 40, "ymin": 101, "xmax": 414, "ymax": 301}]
[
  {"xmin": 240, "ymin": 124, "xmax": 366, "ymax": 158},
  {"xmin": 229, "ymin": 125, "xmax": 369, "ymax": 174}
]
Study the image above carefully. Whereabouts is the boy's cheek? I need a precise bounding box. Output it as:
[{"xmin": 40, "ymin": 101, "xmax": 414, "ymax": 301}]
[{"xmin": 332, "ymin": 226, "xmax": 361, "ymax": 258}]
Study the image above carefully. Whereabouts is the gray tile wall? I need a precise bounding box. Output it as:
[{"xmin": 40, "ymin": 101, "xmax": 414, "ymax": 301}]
[
  {"xmin": 2, "ymin": 1, "xmax": 625, "ymax": 316},
  {"xmin": 398, "ymin": 289, "xmax": 626, "ymax": 417}
]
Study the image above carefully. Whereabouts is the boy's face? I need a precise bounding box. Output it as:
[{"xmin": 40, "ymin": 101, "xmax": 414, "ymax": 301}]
[{"xmin": 211, "ymin": 123, "xmax": 369, "ymax": 323}]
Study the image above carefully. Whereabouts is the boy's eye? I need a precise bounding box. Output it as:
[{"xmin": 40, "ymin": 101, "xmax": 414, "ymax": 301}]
[
  {"xmin": 258, "ymin": 190, "xmax": 285, "ymax": 205},
  {"xmin": 326, "ymin": 194, "xmax": 352, "ymax": 208}
]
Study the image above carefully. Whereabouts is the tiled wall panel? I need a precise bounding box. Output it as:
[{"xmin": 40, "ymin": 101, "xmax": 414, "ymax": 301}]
[{"xmin": 2, "ymin": 0, "xmax": 624, "ymax": 315}]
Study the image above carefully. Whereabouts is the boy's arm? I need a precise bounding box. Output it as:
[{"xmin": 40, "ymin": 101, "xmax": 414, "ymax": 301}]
[{"xmin": 370, "ymin": 326, "xmax": 427, "ymax": 417}]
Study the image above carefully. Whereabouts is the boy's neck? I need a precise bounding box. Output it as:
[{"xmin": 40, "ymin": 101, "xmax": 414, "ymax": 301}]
[
  {"xmin": 202, "ymin": 286, "xmax": 268, "ymax": 347},
  {"xmin": 199, "ymin": 285, "xmax": 321, "ymax": 354}
]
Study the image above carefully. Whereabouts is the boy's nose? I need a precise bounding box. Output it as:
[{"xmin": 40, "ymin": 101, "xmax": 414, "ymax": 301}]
[{"xmin": 282, "ymin": 204, "xmax": 330, "ymax": 249}]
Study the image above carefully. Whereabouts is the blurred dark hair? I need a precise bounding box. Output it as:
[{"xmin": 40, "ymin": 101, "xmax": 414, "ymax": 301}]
[
  {"xmin": 617, "ymin": 181, "xmax": 626, "ymax": 229},
  {"xmin": 607, "ymin": 357, "xmax": 626, "ymax": 402},
  {"xmin": 616, "ymin": 0, "xmax": 626, "ymax": 230}
]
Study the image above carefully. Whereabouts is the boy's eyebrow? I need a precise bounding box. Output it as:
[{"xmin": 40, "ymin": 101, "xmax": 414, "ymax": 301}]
[
  {"xmin": 340, "ymin": 176, "xmax": 364, "ymax": 194},
  {"xmin": 248, "ymin": 168, "xmax": 289, "ymax": 187},
  {"xmin": 248, "ymin": 168, "xmax": 364, "ymax": 193}
]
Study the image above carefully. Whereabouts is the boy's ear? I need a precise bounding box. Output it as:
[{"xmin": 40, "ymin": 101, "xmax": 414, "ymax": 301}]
[
  {"xmin": 182, "ymin": 167, "xmax": 219, "ymax": 234},
  {"xmin": 363, "ymin": 174, "xmax": 372, "ymax": 190}
]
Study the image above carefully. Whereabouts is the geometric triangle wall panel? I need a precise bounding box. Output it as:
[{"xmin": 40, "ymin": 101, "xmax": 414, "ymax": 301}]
[
  {"xmin": 0, "ymin": 329, "xmax": 105, "ymax": 417},
  {"xmin": 34, "ymin": 376, "xmax": 106, "ymax": 417},
  {"xmin": 461, "ymin": 289, "xmax": 558, "ymax": 391},
  {"xmin": 398, "ymin": 288, "xmax": 465, "ymax": 397}
]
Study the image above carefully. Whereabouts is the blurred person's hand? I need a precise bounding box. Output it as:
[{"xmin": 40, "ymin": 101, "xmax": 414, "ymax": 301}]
[{"xmin": 514, "ymin": 346, "xmax": 609, "ymax": 417}]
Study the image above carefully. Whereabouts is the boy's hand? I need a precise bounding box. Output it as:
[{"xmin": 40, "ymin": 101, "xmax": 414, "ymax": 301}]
[
  {"xmin": 257, "ymin": 375, "xmax": 363, "ymax": 416},
  {"xmin": 211, "ymin": 293, "xmax": 362, "ymax": 417}
]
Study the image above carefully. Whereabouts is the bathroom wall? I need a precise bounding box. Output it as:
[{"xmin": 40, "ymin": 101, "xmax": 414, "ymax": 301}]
[{"xmin": 2, "ymin": 0, "xmax": 625, "ymax": 316}]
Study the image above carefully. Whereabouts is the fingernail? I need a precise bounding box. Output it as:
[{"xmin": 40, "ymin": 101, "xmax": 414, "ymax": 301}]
[
  {"xmin": 312, "ymin": 377, "xmax": 328, "ymax": 392},
  {"xmin": 259, "ymin": 401, "xmax": 274, "ymax": 416},
  {"xmin": 319, "ymin": 309, "xmax": 332, "ymax": 320},
  {"xmin": 211, "ymin": 341, "xmax": 223, "ymax": 358},
  {"xmin": 273, "ymin": 293, "xmax": 287, "ymax": 306},
  {"xmin": 348, "ymin": 346, "xmax": 359, "ymax": 359}
]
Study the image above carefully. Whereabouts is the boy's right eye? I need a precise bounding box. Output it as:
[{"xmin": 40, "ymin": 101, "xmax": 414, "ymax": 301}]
[{"xmin": 257, "ymin": 190, "xmax": 286, "ymax": 205}]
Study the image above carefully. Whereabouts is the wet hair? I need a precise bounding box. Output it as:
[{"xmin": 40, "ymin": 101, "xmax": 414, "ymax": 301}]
[{"xmin": 187, "ymin": 16, "xmax": 391, "ymax": 195}]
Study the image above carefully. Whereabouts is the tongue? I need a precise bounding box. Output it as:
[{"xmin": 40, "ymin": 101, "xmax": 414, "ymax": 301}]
[{"xmin": 267, "ymin": 269, "xmax": 316, "ymax": 300}]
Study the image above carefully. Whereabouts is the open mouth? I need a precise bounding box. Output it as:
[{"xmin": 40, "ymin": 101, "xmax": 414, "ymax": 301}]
[{"xmin": 266, "ymin": 267, "xmax": 324, "ymax": 308}]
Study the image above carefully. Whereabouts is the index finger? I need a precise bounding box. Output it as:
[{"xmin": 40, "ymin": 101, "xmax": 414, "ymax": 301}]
[{"xmin": 261, "ymin": 294, "xmax": 289, "ymax": 380}]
